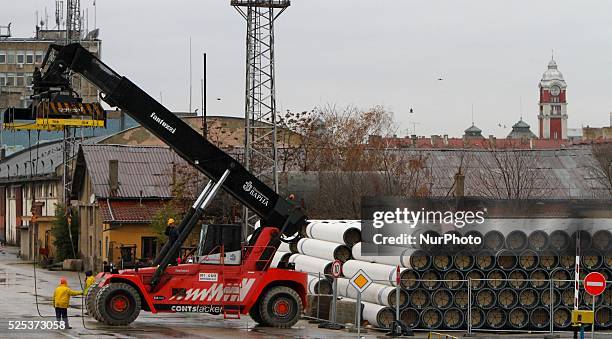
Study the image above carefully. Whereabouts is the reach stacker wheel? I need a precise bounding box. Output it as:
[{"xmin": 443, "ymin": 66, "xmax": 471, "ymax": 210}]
[
  {"xmin": 85, "ymin": 283, "xmax": 103, "ymax": 322},
  {"xmin": 260, "ymin": 286, "xmax": 302, "ymax": 328},
  {"xmin": 96, "ymin": 283, "xmax": 141, "ymax": 326}
]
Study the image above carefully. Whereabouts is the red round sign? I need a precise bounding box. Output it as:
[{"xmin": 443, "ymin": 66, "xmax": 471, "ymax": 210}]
[
  {"xmin": 584, "ymin": 272, "xmax": 606, "ymax": 296},
  {"xmin": 331, "ymin": 260, "xmax": 342, "ymax": 278}
]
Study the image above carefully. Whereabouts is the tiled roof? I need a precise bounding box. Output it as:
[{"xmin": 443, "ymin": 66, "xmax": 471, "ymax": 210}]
[
  {"xmin": 75, "ymin": 144, "xmax": 189, "ymax": 199},
  {"xmin": 98, "ymin": 199, "xmax": 165, "ymax": 223}
]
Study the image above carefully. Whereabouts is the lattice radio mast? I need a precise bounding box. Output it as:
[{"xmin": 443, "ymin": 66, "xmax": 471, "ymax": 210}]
[{"xmin": 232, "ymin": 0, "xmax": 289, "ymax": 238}]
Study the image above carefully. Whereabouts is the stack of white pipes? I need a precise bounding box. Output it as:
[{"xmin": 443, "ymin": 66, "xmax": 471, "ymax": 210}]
[{"xmin": 282, "ymin": 220, "xmax": 421, "ymax": 329}]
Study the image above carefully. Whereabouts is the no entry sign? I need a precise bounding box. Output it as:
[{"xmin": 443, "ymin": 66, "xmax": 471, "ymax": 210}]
[
  {"xmin": 584, "ymin": 272, "xmax": 606, "ymax": 296},
  {"xmin": 331, "ymin": 260, "xmax": 343, "ymax": 278}
]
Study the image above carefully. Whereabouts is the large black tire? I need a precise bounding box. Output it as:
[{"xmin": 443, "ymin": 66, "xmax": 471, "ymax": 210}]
[
  {"xmin": 248, "ymin": 303, "xmax": 267, "ymax": 326},
  {"xmin": 259, "ymin": 286, "xmax": 302, "ymax": 328},
  {"xmin": 95, "ymin": 283, "xmax": 141, "ymax": 326},
  {"xmin": 85, "ymin": 284, "xmax": 103, "ymax": 322}
]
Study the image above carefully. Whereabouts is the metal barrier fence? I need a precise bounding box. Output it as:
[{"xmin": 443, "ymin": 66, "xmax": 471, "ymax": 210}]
[{"xmin": 300, "ymin": 272, "xmax": 612, "ymax": 334}]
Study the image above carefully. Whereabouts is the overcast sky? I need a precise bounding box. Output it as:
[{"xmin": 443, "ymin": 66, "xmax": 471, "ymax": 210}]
[{"xmin": 6, "ymin": 0, "xmax": 612, "ymax": 136}]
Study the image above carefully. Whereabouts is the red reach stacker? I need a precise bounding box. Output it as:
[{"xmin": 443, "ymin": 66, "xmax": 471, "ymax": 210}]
[{"xmin": 33, "ymin": 43, "xmax": 308, "ymax": 327}]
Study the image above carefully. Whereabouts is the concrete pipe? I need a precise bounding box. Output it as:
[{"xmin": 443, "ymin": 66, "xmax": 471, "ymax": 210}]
[
  {"xmin": 560, "ymin": 288, "xmax": 575, "ymax": 308},
  {"xmin": 350, "ymin": 242, "xmax": 411, "ymax": 268},
  {"xmin": 442, "ymin": 230, "xmax": 464, "ymax": 253},
  {"xmin": 518, "ymin": 249, "xmax": 539, "ymax": 270},
  {"xmin": 420, "ymin": 270, "xmax": 442, "ymax": 290},
  {"xmin": 538, "ymin": 250, "xmax": 559, "ymax": 269},
  {"xmin": 400, "ymin": 308, "xmax": 420, "ymax": 329},
  {"xmin": 497, "ymin": 288, "xmax": 519, "ymax": 310},
  {"xmin": 552, "ymin": 306, "xmax": 572, "ymax": 329},
  {"xmin": 486, "ymin": 269, "xmax": 507, "ymax": 290},
  {"xmin": 518, "ymin": 288, "xmax": 539, "ymax": 308},
  {"xmin": 559, "ymin": 254, "xmax": 575, "ymax": 269},
  {"xmin": 296, "ymin": 238, "xmax": 352, "ymax": 262},
  {"xmin": 466, "ymin": 269, "xmax": 485, "ymax": 290},
  {"xmin": 304, "ymin": 221, "xmax": 361, "ymax": 247},
  {"xmin": 595, "ymin": 306, "xmax": 612, "ymax": 329},
  {"xmin": 401, "ymin": 270, "xmax": 420, "ymax": 290},
  {"xmin": 606, "ymin": 255, "xmax": 612, "ymax": 270},
  {"xmin": 581, "ymin": 249, "xmax": 604, "ymax": 270},
  {"xmin": 549, "ymin": 230, "xmax": 570, "ymax": 252},
  {"xmin": 582, "ymin": 290, "xmax": 604, "ymax": 308},
  {"xmin": 453, "ymin": 289, "xmax": 469, "ymax": 310},
  {"xmin": 409, "ymin": 288, "xmax": 430, "ymax": 310},
  {"xmin": 336, "ymin": 278, "xmax": 409, "ymax": 308},
  {"xmin": 278, "ymin": 241, "xmax": 291, "ymax": 253},
  {"xmin": 529, "ymin": 306, "xmax": 550, "ymax": 329},
  {"xmin": 529, "ymin": 268, "xmax": 550, "ymax": 289},
  {"xmin": 483, "ymin": 230, "xmax": 505, "ymax": 251},
  {"xmin": 507, "ymin": 269, "xmax": 528, "ymax": 289},
  {"xmin": 443, "ymin": 269, "xmax": 465, "ymax": 290},
  {"xmin": 270, "ymin": 251, "xmax": 288, "ymax": 268},
  {"xmin": 495, "ymin": 249, "xmax": 518, "ymax": 270},
  {"xmin": 361, "ymin": 301, "xmax": 395, "ymax": 329},
  {"xmin": 507, "ymin": 307, "xmax": 528, "ymax": 329},
  {"xmin": 570, "ymin": 230, "xmax": 592, "ymax": 251},
  {"xmin": 528, "ymin": 230, "xmax": 549, "ymax": 251},
  {"xmin": 475, "ymin": 250, "xmax": 496, "ymax": 271},
  {"xmin": 592, "ymin": 230, "xmax": 612, "ymax": 251},
  {"xmin": 603, "ymin": 287, "xmax": 611, "ymax": 306},
  {"xmin": 307, "ymin": 274, "xmax": 333, "ymax": 295},
  {"xmin": 470, "ymin": 308, "xmax": 486, "ymax": 329},
  {"xmin": 431, "ymin": 288, "xmax": 453, "ymax": 309},
  {"xmin": 475, "ymin": 288, "xmax": 497, "ymax": 309},
  {"xmin": 453, "ymin": 250, "xmax": 475, "ymax": 271},
  {"xmin": 550, "ymin": 268, "xmax": 571, "ymax": 289},
  {"xmin": 505, "ymin": 230, "xmax": 528, "ymax": 251},
  {"xmin": 541, "ymin": 289, "xmax": 561, "ymax": 308},
  {"xmin": 341, "ymin": 260, "xmax": 411, "ymax": 288},
  {"xmin": 464, "ymin": 230, "xmax": 484, "ymax": 251},
  {"xmin": 442, "ymin": 307, "xmax": 464, "ymax": 330},
  {"xmin": 408, "ymin": 250, "xmax": 431, "ymax": 271},
  {"xmin": 485, "ymin": 308, "xmax": 507, "ymax": 329},
  {"xmin": 431, "ymin": 254, "xmax": 453, "ymax": 271},
  {"xmin": 288, "ymin": 254, "xmax": 332, "ymax": 277},
  {"xmin": 420, "ymin": 307, "xmax": 443, "ymax": 330}
]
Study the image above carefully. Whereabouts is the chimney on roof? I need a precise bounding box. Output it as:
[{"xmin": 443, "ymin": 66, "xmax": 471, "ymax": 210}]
[
  {"xmin": 411, "ymin": 135, "xmax": 418, "ymax": 147},
  {"xmin": 431, "ymin": 135, "xmax": 438, "ymax": 146},
  {"xmin": 443, "ymin": 135, "xmax": 449, "ymax": 146},
  {"xmin": 529, "ymin": 138, "xmax": 534, "ymax": 150},
  {"xmin": 454, "ymin": 170, "xmax": 465, "ymax": 198},
  {"xmin": 109, "ymin": 160, "xmax": 119, "ymax": 196},
  {"xmin": 489, "ymin": 135, "xmax": 496, "ymax": 146}
]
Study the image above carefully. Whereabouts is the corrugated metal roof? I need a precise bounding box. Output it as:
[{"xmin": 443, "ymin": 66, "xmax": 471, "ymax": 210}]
[
  {"xmin": 79, "ymin": 144, "xmax": 189, "ymax": 198},
  {"xmin": 0, "ymin": 136, "xmax": 106, "ymax": 181}
]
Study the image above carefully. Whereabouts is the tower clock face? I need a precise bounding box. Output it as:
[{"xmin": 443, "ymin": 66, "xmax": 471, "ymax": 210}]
[{"xmin": 550, "ymin": 85, "xmax": 561, "ymax": 96}]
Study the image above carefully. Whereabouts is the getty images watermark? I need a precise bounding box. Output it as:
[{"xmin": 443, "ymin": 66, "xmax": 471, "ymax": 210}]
[{"xmin": 370, "ymin": 207, "xmax": 486, "ymax": 246}]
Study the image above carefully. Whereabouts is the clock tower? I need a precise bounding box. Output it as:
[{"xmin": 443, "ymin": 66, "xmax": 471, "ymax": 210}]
[{"xmin": 538, "ymin": 58, "xmax": 568, "ymax": 139}]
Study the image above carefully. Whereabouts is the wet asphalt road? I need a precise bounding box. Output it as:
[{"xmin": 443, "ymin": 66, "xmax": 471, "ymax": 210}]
[{"xmin": 1, "ymin": 245, "xmax": 611, "ymax": 338}]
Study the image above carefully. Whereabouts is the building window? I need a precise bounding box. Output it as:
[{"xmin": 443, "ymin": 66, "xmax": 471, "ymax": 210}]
[
  {"xmin": 7, "ymin": 51, "xmax": 15, "ymax": 64},
  {"xmin": 26, "ymin": 51, "xmax": 34, "ymax": 64},
  {"xmin": 16, "ymin": 72, "xmax": 24, "ymax": 87},
  {"xmin": 35, "ymin": 51, "xmax": 44, "ymax": 64},
  {"xmin": 0, "ymin": 73, "xmax": 5, "ymax": 86},
  {"xmin": 89, "ymin": 235, "xmax": 93, "ymax": 255},
  {"xmin": 6, "ymin": 73, "xmax": 15, "ymax": 86},
  {"xmin": 26, "ymin": 73, "xmax": 33, "ymax": 86},
  {"xmin": 141, "ymin": 237, "xmax": 158, "ymax": 261},
  {"xmin": 99, "ymin": 240, "xmax": 102, "ymax": 256},
  {"xmin": 0, "ymin": 51, "xmax": 5, "ymax": 64},
  {"xmin": 88, "ymin": 206, "xmax": 94, "ymax": 225},
  {"xmin": 16, "ymin": 51, "xmax": 25, "ymax": 64}
]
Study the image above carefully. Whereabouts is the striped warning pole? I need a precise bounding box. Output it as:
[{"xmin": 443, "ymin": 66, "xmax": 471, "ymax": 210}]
[{"xmin": 574, "ymin": 230, "xmax": 580, "ymax": 311}]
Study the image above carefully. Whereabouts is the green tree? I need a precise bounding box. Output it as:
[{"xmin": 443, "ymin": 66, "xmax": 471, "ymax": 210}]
[{"xmin": 51, "ymin": 204, "xmax": 79, "ymax": 262}]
